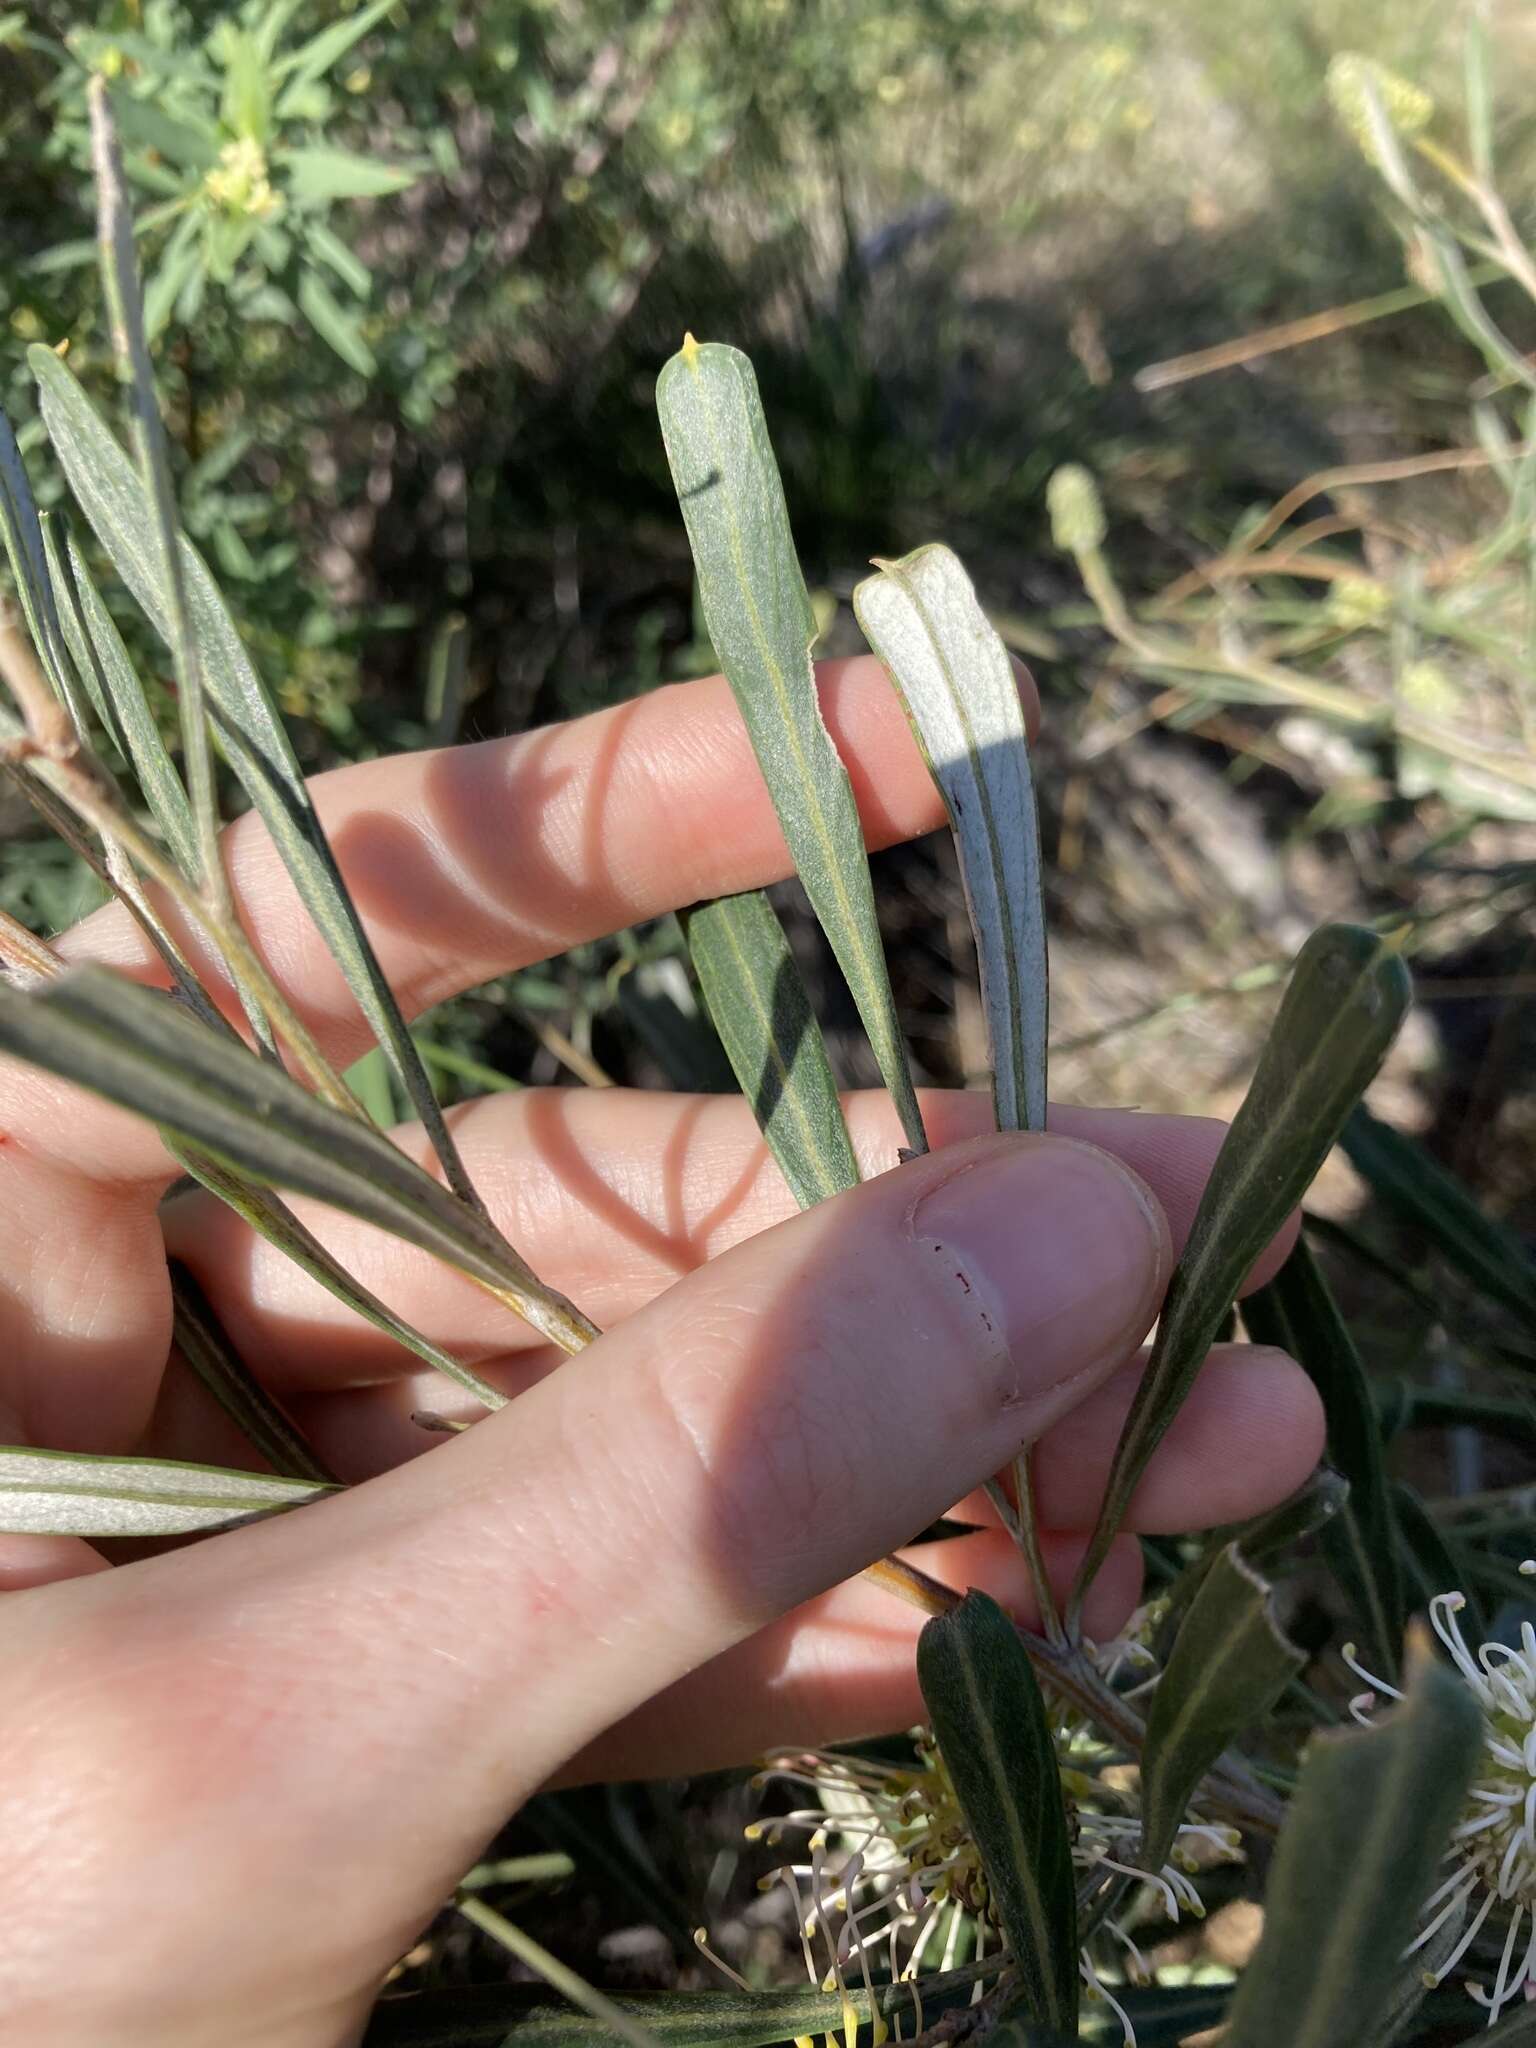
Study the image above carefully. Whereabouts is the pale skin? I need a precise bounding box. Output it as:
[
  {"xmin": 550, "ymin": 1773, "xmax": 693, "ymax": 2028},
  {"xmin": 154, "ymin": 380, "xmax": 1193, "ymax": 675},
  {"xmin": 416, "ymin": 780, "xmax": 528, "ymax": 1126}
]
[{"xmin": 0, "ymin": 653, "xmax": 1323, "ymax": 2045}]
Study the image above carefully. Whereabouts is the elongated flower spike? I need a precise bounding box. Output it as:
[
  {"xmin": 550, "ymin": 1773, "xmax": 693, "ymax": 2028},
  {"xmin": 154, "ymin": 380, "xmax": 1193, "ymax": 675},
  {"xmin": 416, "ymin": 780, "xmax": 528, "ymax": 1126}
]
[{"xmin": 1346, "ymin": 1561, "xmax": 1536, "ymax": 2025}]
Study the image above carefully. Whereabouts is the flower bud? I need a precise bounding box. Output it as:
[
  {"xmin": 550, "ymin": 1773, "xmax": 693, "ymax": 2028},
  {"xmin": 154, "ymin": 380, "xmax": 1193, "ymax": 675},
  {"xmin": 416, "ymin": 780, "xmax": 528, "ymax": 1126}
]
[{"xmin": 1047, "ymin": 464, "xmax": 1106, "ymax": 553}]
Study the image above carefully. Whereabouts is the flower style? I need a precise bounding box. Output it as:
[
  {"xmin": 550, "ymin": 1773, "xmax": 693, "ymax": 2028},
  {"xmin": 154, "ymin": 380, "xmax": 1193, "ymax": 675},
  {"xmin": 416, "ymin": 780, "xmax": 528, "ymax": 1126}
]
[
  {"xmin": 1345, "ymin": 1563, "xmax": 1536, "ymax": 2027},
  {"xmin": 749, "ymin": 1674, "xmax": 1240, "ymax": 2048}
]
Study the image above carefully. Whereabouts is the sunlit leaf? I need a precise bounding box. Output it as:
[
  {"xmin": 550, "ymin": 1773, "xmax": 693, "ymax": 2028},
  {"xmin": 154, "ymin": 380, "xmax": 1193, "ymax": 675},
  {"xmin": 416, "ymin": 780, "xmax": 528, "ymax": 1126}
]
[
  {"xmin": 656, "ymin": 339, "xmax": 925, "ymax": 1156},
  {"xmin": 281, "ymin": 146, "xmax": 418, "ymax": 205},
  {"xmin": 0, "ymin": 1443, "xmax": 335, "ymax": 1539},
  {"xmin": 0, "ymin": 966, "xmax": 596, "ymax": 1357},
  {"xmin": 30, "ymin": 344, "xmax": 484, "ymax": 1210},
  {"xmin": 854, "ymin": 542, "xmax": 1045, "ymax": 1132}
]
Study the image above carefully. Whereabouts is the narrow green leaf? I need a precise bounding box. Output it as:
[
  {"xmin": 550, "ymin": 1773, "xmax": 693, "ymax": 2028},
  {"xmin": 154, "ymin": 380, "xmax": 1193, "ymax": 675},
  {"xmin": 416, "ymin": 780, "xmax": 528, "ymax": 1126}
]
[
  {"xmin": 281, "ymin": 146, "xmax": 419, "ymax": 205},
  {"xmin": 107, "ymin": 91, "xmax": 218, "ymax": 170},
  {"xmin": 656, "ymin": 339, "xmax": 926, "ymax": 1155},
  {"xmin": 49, "ymin": 524, "xmax": 198, "ymax": 873},
  {"xmin": 142, "ymin": 208, "xmax": 205, "ymax": 339},
  {"xmin": 1343, "ymin": 1104, "xmax": 1536, "ymax": 1330},
  {"xmin": 1243, "ymin": 1238, "xmax": 1406, "ymax": 1678},
  {"xmin": 1393, "ymin": 1479, "xmax": 1484, "ymax": 1636},
  {"xmin": 172, "ymin": 1150, "xmax": 510, "ymax": 1411},
  {"xmin": 0, "ymin": 405, "xmax": 86, "ymax": 727},
  {"xmin": 296, "ymin": 264, "xmax": 376, "ymax": 375},
  {"xmin": 423, "ymin": 610, "xmax": 469, "ymax": 744},
  {"xmin": 1140, "ymin": 1545, "xmax": 1304, "ymax": 1870},
  {"xmin": 306, "ymin": 219, "xmax": 372, "ymax": 300},
  {"xmin": 1155, "ymin": 1467, "xmax": 1349, "ymax": 1660},
  {"xmin": 854, "ymin": 543, "xmax": 1046, "ymax": 1132},
  {"xmin": 1070, "ymin": 925, "xmax": 1411, "ymax": 1623},
  {"xmin": 362, "ymin": 1964, "xmax": 1002, "ymax": 2047},
  {"xmin": 685, "ymin": 890, "xmax": 859, "ymax": 1208},
  {"xmin": 168, "ymin": 1259, "xmax": 333, "ymax": 1483},
  {"xmin": 272, "ymin": 0, "xmax": 398, "ymax": 89},
  {"xmin": 0, "ymin": 1443, "xmax": 335, "ymax": 1539},
  {"xmin": 0, "ymin": 966, "xmax": 597, "ymax": 1356},
  {"xmin": 30, "ymin": 343, "xmax": 483, "ymax": 1210},
  {"xmin": 917, "ymin": 1591, "xmax": 1078, "ymax": 2034},
  {"xmin": 1465, "ymin": 12, "xmax": 1494, "ymax": 182},
  {"xmin": 1223, "ymin": 1635, "xmax": 1482, "ymax": 2048},
  {"xmin": 42, "ymin": 514, "xmax": 131, "ymax": 758},
  {"xmin": 91, "ymin": 79, "xmax": 222, "ymax": 903}
]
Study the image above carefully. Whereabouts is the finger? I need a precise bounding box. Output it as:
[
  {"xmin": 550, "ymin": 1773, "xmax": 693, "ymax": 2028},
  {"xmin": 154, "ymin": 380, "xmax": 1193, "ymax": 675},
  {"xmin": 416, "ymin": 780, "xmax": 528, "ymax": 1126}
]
[
  {"xmin": 32, "ymin": 655, "xmax": 1034, "ymax": 1188},
  {"xmin": 161, "ymin": 1088, "xmax": 1298, "ymax": 1400},
  {"xmin": 556, "ymin": 1527, "xmax": 1144, "ymax": 1785},
  {"xmin": 941, "ymin": 1342, "xmax": 1322, "ymax": 1533},
  {"xmin": 5, "ymin": 1130, "xmax": 1166, "ymax": 2037}
]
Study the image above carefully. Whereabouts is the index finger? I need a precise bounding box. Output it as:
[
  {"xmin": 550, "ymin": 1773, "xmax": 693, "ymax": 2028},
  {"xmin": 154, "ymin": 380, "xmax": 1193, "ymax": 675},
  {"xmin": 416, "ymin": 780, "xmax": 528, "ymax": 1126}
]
[{"xmin": 30, "ymin": 653, "xmax": 1035, "ymax": 1182}]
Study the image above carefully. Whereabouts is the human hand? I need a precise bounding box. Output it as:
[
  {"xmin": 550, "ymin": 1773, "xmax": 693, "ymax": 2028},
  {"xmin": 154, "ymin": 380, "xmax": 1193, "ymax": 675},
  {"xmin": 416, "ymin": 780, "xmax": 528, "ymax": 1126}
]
[{"xmin": 0, "ymin": 655, "xmax": 1321, "ymax": 2045}]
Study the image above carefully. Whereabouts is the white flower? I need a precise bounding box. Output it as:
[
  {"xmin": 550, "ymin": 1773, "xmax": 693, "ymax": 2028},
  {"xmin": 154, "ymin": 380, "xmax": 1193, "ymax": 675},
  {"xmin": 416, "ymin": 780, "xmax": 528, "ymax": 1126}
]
[
  {"xmin": 1345, "ymin": 1563, "xmax": 1536, "ymax": 2026},
  {"xmin": 747, "ymin": 1705, "xmax": 1239, "ymax": 2048}
]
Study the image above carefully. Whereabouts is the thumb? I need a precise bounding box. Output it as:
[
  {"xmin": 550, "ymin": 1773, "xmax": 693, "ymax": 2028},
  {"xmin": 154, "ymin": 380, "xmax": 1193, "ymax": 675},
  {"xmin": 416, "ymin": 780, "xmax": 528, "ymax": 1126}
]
[{"xmin": 0, "ymin": 1132, "xmax": 1168, "ymax": 2040}]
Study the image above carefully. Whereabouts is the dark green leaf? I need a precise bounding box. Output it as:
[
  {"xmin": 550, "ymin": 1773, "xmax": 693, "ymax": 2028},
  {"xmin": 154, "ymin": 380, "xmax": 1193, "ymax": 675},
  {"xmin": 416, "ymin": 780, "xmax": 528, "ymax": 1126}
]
[
  {"xmin": 1244, "ymin": 1237, "xmax": 1406, "ymax": 1678},
  {"xmin": 1393, "ymin": 1480, "xmax": 1484, "ymax": 1637},
  {"xmin": 917, "ymin": 1591, "xmax": 1078, "ymax": 2034},
  {"xmin": 1141, "ymin": 1544, "xmax": 1303, "ymax": 1870},
  {"xmin": 1155, "ymin": 1467, "xmax": 1348, "ymax": 1662},
  {"xmin": 1343, "ymin": 1105, "xmax": 1536, "ymax": 1331},
  {"xmin": 656, "ymin": 339, "xmax": 925, "ymax": 1156},
  {"xmin": 362, "ymin": 1964, "xmax": 1000, "ymax": 2046},
  {"xmin": 685, "ymin": 890, "xmax": 859, "ymax": 1208},
  {"xmin": 1222, "ymin": 1635, "xmax": 1482, "ymax": 2048},
  {"xmin": 0, "ymin": 1442, "xmax": 335, "ymax": 1538},
  {"xmin": 1070, "ymin": 925, "xmax": 1411, "ymax": 1623},
  {"xmin": 853, "ymin": 543, "xmax": 1046, "ymax": 1133}
]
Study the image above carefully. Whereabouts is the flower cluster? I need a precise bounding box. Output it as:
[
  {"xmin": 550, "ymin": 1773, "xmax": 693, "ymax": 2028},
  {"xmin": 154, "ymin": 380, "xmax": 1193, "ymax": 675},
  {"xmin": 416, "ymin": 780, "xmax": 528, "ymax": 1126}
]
[
  {"xmin": 1346, "ymin": 1564, "xmax": 1536, "ymax": 2027},
  {"xmin": 747, "ymin": 1617, "xmax": 1239, "ymax": 2048},
  {"xmin": 203, "ymin": 137, "xmax": 280, "ymax": 221}
]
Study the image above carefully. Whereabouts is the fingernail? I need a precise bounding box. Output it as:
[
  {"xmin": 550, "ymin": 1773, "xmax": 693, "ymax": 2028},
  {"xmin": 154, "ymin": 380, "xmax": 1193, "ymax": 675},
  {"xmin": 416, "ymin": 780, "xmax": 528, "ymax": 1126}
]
[{"xmin": 906, "ymin": 1136, "xmax": 1168, "ymax": 1408}]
